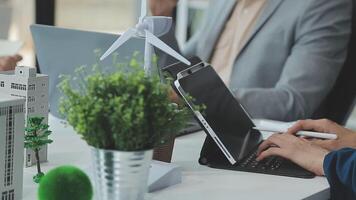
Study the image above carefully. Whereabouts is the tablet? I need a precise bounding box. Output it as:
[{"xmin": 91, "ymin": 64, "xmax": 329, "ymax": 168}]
[
  {"xmin": 174, "ymin": 65, "xmax": 263, "ymax": 164},
  {"xmin": 162, "ymin": 56, "xmax": 203, "ymax": 80}
]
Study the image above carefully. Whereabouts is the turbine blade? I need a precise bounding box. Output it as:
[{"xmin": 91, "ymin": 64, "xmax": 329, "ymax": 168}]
[
  {"xmin": 145, "ymin": 30, "xmax": 191, "ymax": 65},
  {"xmin": 140, "ymin": 0, "xmax": 147, "ymax": 20},
  {"xmin": 100, "ymin": 28, "xmax": 136, "ymax": 61}
]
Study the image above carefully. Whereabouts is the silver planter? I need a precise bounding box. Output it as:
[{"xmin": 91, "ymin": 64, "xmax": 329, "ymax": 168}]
[{"xmin": 91, "ymin": 147, "xmax": 153, "ymax": 200}]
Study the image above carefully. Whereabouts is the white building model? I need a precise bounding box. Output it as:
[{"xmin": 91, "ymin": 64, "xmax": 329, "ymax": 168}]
[
  {"xmin": 0, "ymin": 95, "xmax": 25, "ymax": 200},
  {"xmin": 0, "ymin": 66, "xmax": 49, "ymax": 167}
]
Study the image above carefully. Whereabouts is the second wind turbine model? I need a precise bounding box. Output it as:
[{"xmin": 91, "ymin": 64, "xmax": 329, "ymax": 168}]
[{"xmin": 100, "ymin": 0, "xmax": 191, "ymax": 75}]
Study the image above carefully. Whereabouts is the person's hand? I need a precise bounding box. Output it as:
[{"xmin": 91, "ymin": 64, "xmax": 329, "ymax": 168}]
[
  {"xmin": 0, "ymin": 55, "xmax": 23, "ymax": 71},
  {"xmin": 149, "ymin": 0, "xmax": 178, "ymax": 16},
  {"xmin": 257, "ymin": 134, "xmax": 329, "ymax": 176},
  {"xmin": 287, "ymin": 119, "xmax": 356, "ymax": 151}
]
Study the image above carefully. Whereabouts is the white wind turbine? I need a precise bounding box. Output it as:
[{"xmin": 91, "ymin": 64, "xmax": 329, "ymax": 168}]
[{"xmin": 100, "ymin": 0, "xmax": 191, "ymax": 75}]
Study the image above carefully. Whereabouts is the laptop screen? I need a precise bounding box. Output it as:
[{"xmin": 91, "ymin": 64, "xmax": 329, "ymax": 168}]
[{"xmin": 177, "ymin": 65, "xmax": 263, "ymax": 162}]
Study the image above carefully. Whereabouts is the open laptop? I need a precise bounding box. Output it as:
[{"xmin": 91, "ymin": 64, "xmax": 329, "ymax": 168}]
[
  {"xmin": 31, "ymin": 24, "xmax": 146, "ymax": 118},
  {"xmin": 174, "ymin": 63, "xmax": 315, "ymax": 179}
]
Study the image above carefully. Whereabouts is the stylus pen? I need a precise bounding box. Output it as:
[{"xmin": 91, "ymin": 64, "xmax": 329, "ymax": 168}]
[{"xmin": 252, "ymin": 127, "xmax": 338, "ymax": 140}]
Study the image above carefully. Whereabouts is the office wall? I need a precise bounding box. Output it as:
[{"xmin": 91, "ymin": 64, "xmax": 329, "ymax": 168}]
[
  {"xmin": 55, "ymin": 0, "xmax": 136, "ymax": 33},
  {"xmin": 0, "ymin": 1, "xmax": 11, "ymax": 39},
  {"xmin": 7, "ymin": 0, "xmax": 35, "ymax": 66},
  {"xmin": 6, "ymin": 0, "xmax": 137, "ymax": 67}
]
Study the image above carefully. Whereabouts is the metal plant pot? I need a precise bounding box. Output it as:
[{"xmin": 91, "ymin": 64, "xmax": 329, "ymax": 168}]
[{"xmin": 91, "ymin": 147, "xmax": 153, "ymax": 200}]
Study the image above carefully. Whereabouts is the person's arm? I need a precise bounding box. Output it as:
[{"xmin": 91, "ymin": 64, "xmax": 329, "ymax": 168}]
[
  {"xmin": 324, "ymin": 148, "xmax": 356, "ymax": 198},
  {"xmin": 234, "ymin": 0, "xmax": 352, "ymax": 121},
  {"xmin": 149, "ymin": 0, "xmax": 208, "ymax": 68},
  {"xmin": 257, "ymin": 134, "xmax": 356, "ymax": 198},
  {"xmin": 149, "ymin": 0, "xmax": 177, "ymax": 17},
  {"xmin": 0, "ymin": 55, "xmax": 22, "ymax": 71}
]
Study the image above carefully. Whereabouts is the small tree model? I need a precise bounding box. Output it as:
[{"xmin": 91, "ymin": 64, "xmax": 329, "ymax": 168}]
[{"xmin": 25, "ymin": 116, "xmax": 53, "ymax": 183}]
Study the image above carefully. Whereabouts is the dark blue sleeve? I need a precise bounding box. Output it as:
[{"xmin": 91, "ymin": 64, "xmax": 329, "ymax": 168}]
[{"xmin": 323, "ymin": 148, "xmax": 356, "ymax": 200}]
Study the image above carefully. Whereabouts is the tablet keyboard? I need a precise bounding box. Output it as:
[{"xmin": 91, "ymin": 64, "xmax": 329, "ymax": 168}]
[
  {"xmin": 239, "ymin": 149, "xmax": 283, "ymax": 171},
  {"xmin": 200, "ymin": 144, "xmax": 315, "ymax": 178}
]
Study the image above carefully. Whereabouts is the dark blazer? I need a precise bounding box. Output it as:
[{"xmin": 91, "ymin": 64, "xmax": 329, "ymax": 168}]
[{"xmin": 324, "ymin": 148, "xmax": 356, "ymax": 200}]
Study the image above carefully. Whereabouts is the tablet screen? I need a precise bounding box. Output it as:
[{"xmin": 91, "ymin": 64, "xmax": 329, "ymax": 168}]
[{"xmin": 178, "ymin": 66, "xmax": 262, "ymax": 161}]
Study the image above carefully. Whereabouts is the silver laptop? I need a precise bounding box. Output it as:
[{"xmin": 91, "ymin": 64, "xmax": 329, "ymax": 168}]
[{"xmin": 31, "ymin": 24, "xmax": 145, "ymax": 118}]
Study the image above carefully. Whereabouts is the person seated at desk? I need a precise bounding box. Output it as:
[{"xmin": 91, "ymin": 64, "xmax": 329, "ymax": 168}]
[
  {"xmin": 150, "ymin": 0, "xmax": 352, "ymax": 121},
  {"xmin": 257, "ymin": 119, "xmax": 356, "ymax": 200},
  {"xmin": 0, "ymin": 55, "xmax": 22, "ymax": 71}
]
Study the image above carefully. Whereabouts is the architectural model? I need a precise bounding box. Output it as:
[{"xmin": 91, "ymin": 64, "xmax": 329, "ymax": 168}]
[
  {"xmin": 0, "ymin": 95, "xmax": 25, "ymax": 200},
  {"xmin": 0, "ymin": 66, "xmax": 49, "ymax": 167}
]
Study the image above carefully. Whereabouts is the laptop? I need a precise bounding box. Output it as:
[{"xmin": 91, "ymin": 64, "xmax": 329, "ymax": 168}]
[
  {"xmin": 174, "ymin": 64, "xmax": 315, "ymax": 179},
  {"xmin": 31, "ymin": 24, "xmax": 145, "ymax": 118}
]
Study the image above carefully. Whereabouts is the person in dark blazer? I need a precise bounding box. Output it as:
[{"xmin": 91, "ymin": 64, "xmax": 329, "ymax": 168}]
[
  {"xmin": 150, "ymin": 0, "xmax": 352, "ymax": 121},
  {"xmin": 257, "ymin": 119, "xmax": 356, "ymax": 200}
]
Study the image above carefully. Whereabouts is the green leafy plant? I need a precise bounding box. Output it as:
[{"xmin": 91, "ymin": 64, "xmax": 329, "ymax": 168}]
[
  {"xmin": 25, "ymin": 116, "xmax": 53, "ymax": 183},
  {"xmin": 58, "ymin": 56, "xmax": 190, "ymax": 151}
]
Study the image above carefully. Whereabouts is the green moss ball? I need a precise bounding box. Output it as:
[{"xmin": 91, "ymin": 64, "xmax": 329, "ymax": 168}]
[{"xmin": 38, "ymin": 166, "xmax": 93, "ymax": 200}]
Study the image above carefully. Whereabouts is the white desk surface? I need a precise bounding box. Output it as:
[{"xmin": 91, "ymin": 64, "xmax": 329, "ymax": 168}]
[{"xmin": 23, "ymin": 115, "xmax": 330, "ymax": 200}]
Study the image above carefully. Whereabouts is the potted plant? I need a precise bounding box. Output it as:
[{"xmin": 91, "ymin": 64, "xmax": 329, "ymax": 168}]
[{"xmin": 58, "ymin": 58, "xmax": 189, "ymax": 200}]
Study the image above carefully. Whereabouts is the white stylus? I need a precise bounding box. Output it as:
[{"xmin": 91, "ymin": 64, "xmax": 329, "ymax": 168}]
[{"xmin": 253, "ymin": 127, "xmax": 338, "ymax": 140}]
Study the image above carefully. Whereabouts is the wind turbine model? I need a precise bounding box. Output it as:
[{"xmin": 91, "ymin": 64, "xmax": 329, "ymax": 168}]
[{"xmin": 100, "ymin": 0, "xmax": 191, "ymax": 75}]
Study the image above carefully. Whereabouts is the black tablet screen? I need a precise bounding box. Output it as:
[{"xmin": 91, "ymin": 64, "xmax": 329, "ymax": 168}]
[{"xmin": 178, "ymin": 66, "xmax": 262, "ymax": 161}]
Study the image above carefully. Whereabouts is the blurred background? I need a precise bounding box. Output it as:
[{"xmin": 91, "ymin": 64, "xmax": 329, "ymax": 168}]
[
  {"xmin": 0, "ymin": 0, "xmax": 207, "ymax": 66},
  {"xmin": 0, "ymin": 0, "xmax": 355, "ymax": 128}
]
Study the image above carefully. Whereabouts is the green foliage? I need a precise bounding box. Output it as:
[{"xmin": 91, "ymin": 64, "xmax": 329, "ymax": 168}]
[
  {"xmin": 38, "ymin": 166, "xmax": 93, "ymax": 200},
  {"xmin": 33, "ymin": 172, "xmax": 44, "ymax": 183},
  {"xmin": 58, "ymin": 56, "xmax": 190, "ymax": 151},
  {"xmin": 25, "ymin": 117, "xmax": 53, "ymax": 151}
]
